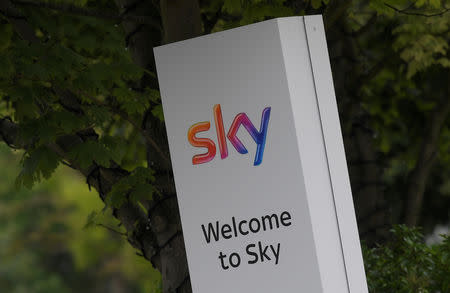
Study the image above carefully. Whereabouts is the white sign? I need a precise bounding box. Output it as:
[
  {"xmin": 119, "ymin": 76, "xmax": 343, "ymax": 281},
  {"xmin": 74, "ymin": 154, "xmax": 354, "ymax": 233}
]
[{"xmin": 154, "ymin": 15, "xmax": 368, "ymax": 293}]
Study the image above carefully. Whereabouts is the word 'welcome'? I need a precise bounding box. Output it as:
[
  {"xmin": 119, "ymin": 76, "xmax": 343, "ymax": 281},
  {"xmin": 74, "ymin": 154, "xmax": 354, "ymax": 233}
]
[{"xmin": 201, "ymin": 211, "xmax": 292, "ymax": 243}]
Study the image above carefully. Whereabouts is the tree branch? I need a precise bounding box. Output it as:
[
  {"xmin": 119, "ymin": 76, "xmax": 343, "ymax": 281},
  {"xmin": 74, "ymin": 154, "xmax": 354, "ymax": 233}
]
[
  {"xmin": 324, "ymin": 0, "xmax": 354, "ymax": 29},
  {"xmin": 1, "ymin": 0, "xmax": 164, "ymax": 274},
  {"xmin": 405, "ymin": 88, "xmax": 450, "ymax": 226},
  {"xmin": 97, "ymin": 223, "xmax": 128, "ymax": 236},
  {"xmin": 385, "ymin": 2, "xmax": 450, "ymax": 17},
  {"xmin": 79, "ymin": 92, "xmax": 170, "ymax": 165},
  {"xmin": 351, "ymin": 14, "xmax": 377, "ymax": 37},
  {"xmin": 201, "ymin": 3, "xmax": 223, "ymax": 34},
  {"xmin": 0, "ymin": 116, "xmax": 29, "ymax": 149},
  {"xmin": 11, "ymin": 0, "xmax": 161, "ymax": 29},
  {"xmin": 3, "ymin": 0, "xmax": 168, "ymax": 167},
  {"xmin": 356, "ymin": 52, "xmax": 396, "ymax": 93},
  {"xmin": 160, "ymin": 0, "xmax": 202, "ymax": 43},
  {"xmin": 106, "ymin": 105, "xmax": 170, "ymax": 165},
  {"xmin": 0, "ymin": 0, "xmax": 39, "ymax": 42}
]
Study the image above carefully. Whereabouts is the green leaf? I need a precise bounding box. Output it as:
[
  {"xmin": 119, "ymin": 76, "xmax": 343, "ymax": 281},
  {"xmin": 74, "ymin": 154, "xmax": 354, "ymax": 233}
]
[
  {"xmin": 0, "ymin": 23, "xmax": 13, "ymax": 52},
  {"xmin": 310, "ymin": 0, "xmax": 323, "ymax": 9},
  {"xmin": 241, "ymin": 3, "xmax": 294, "ymax": 25},
  {"xmin": 113, "ymin": 87, "xmax": 149, "ymax": 116},
  {"xmin": 428, "ymin": 0, "xmax": 441, "ymax": 8},
  {"xmin": 84, "ymin": 211, "xmax": 99, "ymax": 229},
  {"xmin": 0, "ymin": 53, "xmax": 14, "ymax": 79},
  {"xmin": 370, "ymin": 0, "xmax": 396, "ymax": 16},
  {"xmin": 147, "ymin": 88, "xmax": 161, "ymax": 102},
  {"xmin": 223, "ymin": 0, "xmax": 242, "ymax": 14},
  {"xmin": 16, "ymin": 146, "xmax": 60, "ymax": 189},
  {"xmin": 68, "ymin": 140, "xmax": 114, "ymax": 169},
  {"xmin": 130, "ymin": 183, "xmax": 155, "ymax": 203},
  {"xmin": 151, "ymin": 105, "xmax": 164, "ymax": 122},
  {"xmin": 107, "ymin": 189, "xmax": 128, "ymax": 209},
  {"xmin": 100, "ymin": 135, "xmax": 127, "ymax": 164},
  {"xmin": 106, "ymin": 167, "xmax": 155, "ymax": 208}
]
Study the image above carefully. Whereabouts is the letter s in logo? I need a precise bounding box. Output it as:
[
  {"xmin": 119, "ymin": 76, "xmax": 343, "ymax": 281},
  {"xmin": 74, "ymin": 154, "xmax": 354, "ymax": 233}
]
[{"xmin": 187, "ymin": 122, "xmax": 216, "ymax": 165}]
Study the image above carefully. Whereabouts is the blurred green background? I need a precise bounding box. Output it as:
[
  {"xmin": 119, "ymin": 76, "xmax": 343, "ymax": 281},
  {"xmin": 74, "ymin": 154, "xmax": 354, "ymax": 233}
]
[{"xmin": 0, "ymin": 144, "xmax": 161, "ymax": 293}]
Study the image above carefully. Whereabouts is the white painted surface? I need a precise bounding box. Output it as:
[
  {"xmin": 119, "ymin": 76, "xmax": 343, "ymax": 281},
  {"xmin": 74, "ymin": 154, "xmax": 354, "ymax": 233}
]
[
  {"xmin": 154, "ymin": 15, "xmax": 368, "ymax": 293},
  {"xmin": 304, "ymin": 15, "xmax": 369, "ymax": 293}
]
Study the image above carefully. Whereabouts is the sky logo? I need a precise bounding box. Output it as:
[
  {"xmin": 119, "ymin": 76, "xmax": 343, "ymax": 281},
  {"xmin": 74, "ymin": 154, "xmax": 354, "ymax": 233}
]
[{"xmin": 187, "ymin": 105, "xmax": 271, "ymax": 166}]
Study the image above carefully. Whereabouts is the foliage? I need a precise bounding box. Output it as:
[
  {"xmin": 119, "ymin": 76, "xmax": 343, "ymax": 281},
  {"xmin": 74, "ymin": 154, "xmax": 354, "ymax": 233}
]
[
  {"xmin": 364, "ymin": 225, "xmax": 450, "ymax": 293},
  {"xmin": 107, "ymin": 166, "xmax": 156, "ymax": 209},
  {"xmin": 0, "ymin": 0, "xmax": 447, "ymax": 225},
  {"xmin": 0, "ymin": 144, "xmax": 161, "ymax": 293},
  {"xmin": 0, "ymin": 0, "xmax": 449, "ymax": 291},
  {"xmin": 0, "ymin": 0, "xmax": 153, "ymax": 195}
]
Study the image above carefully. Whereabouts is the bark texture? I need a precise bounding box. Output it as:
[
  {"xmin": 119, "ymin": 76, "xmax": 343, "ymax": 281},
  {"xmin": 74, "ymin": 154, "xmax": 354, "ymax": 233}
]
[
  {"xmin": 405, "ymin": 76, "xmax": 450, "ymax": 226},
  {"xmin": 114, "ymin": 1, "xmax": 201, "ymax": 291}
]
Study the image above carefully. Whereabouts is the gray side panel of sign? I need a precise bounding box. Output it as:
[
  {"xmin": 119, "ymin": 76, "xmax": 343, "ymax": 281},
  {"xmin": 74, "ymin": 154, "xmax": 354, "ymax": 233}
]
[
  {"xmin": 277, "ymin": 16, "xmax": 349, "ymax": 293},
  {"xmin": 304, "ymin": 15, "xmax": 369, "ymax": 293}
]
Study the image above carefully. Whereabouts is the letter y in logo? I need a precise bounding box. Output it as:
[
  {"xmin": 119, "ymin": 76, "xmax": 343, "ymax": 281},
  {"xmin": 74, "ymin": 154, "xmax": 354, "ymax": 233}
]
[{"xmin": 227, "ymin": 107, "xmax": 271, "ymax": 166}]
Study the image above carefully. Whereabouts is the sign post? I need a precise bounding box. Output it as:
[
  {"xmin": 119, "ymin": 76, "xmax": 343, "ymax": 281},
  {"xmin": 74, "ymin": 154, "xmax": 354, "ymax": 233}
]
[{"xmin": 154, "ymin": 15, "xmax": 368, "ymax": 293}]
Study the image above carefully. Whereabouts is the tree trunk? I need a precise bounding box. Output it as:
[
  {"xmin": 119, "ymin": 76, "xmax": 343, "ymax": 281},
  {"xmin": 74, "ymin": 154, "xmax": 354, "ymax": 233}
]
[
  {"xmin": 115, "ymin": 1, "xmax": 202, "ymax": 292},
  {"xmin": 405, "ymin": 78, "xmax": 450, "ymax": 226},
  {"xmin": 0, "ymin": 0, "xmax": 202, "ymax": 291}
]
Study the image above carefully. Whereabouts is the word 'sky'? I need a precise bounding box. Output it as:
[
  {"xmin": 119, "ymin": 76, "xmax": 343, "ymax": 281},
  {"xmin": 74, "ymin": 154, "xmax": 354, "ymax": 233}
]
[{"xmin": 187, "ymin": 105, "xmax": 271, "ymax": 166}]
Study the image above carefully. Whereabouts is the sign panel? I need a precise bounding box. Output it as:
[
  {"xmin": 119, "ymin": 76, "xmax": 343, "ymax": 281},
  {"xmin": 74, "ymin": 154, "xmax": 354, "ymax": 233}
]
[{"xmin": 154, "ymin": 15, "xmax": 368, "ymax": 293}]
